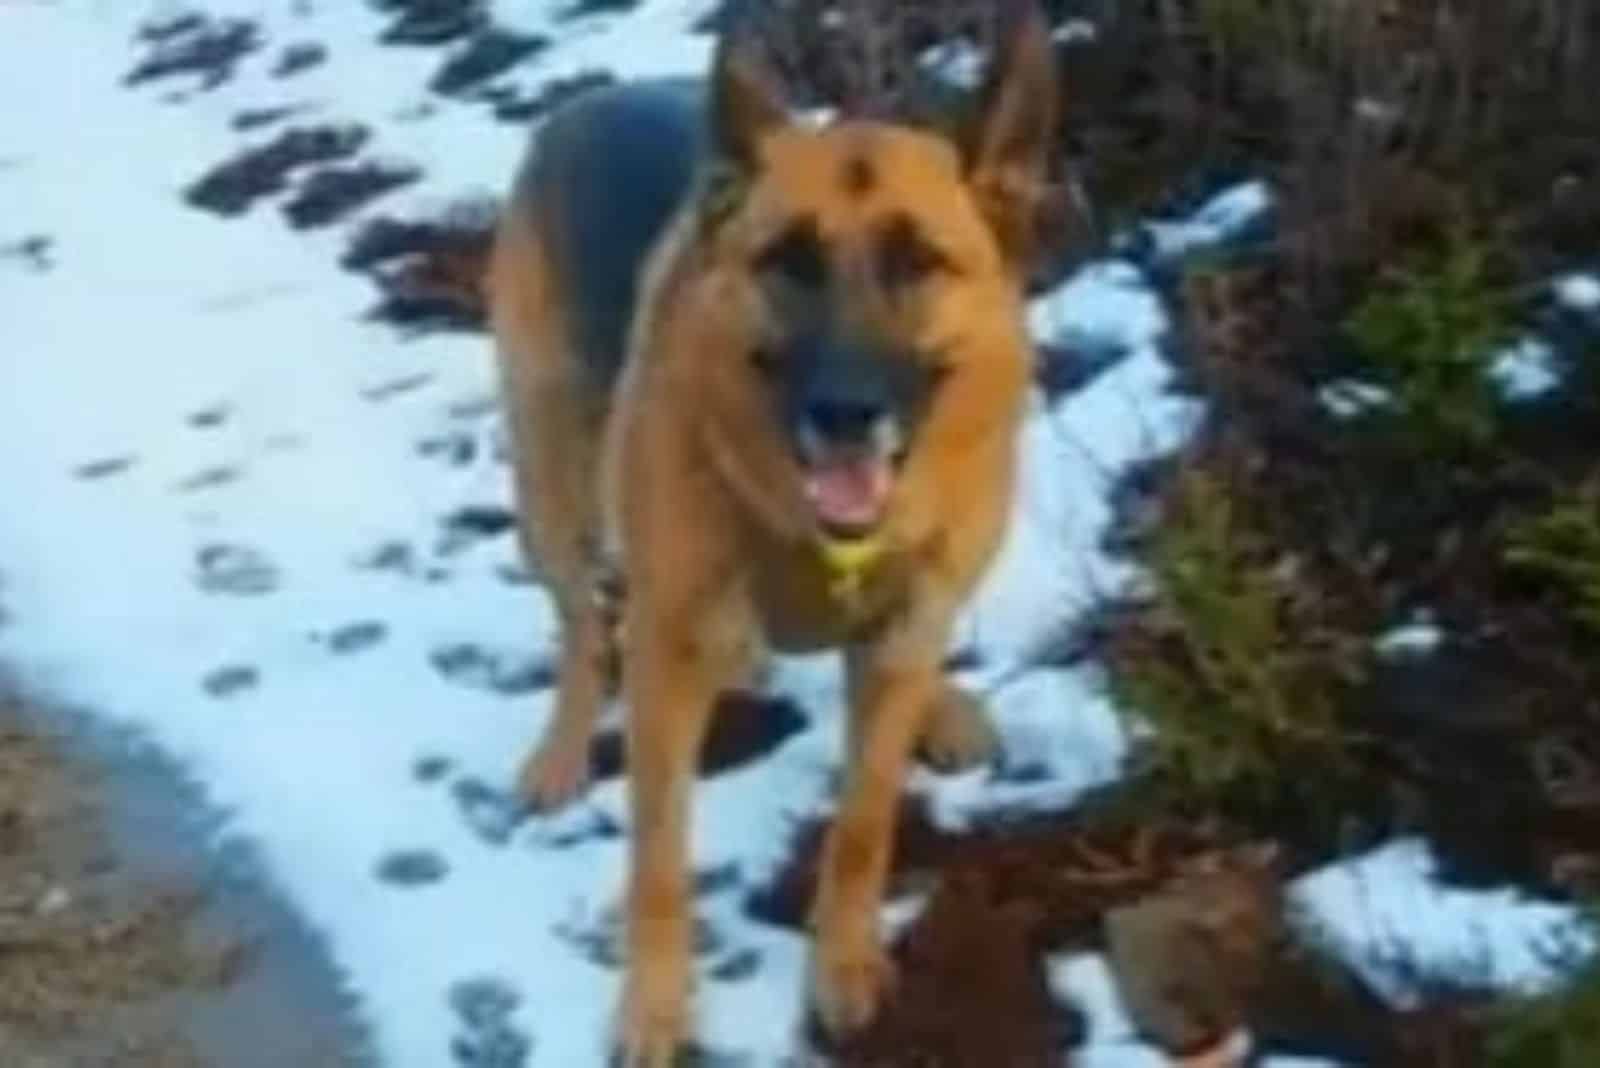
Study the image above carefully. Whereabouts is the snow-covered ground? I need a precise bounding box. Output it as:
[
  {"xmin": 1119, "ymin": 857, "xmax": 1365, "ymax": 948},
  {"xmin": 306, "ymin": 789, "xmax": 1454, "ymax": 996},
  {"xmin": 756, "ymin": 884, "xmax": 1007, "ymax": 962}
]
[{"xmin": 0, "ymin": 2, "xmax": 1587, "ymax": 1065}]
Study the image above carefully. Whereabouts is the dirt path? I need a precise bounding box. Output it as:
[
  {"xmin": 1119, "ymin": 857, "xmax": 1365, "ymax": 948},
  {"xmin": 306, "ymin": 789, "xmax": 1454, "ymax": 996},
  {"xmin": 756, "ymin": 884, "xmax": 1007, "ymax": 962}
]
[{"xmin": 0, "ymin": 691, "xmax": 376, "ymax": 1068}]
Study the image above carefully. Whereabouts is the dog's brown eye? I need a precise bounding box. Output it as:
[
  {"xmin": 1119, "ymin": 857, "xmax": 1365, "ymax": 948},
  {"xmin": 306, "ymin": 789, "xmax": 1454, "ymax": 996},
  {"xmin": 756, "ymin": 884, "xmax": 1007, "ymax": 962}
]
[
  {"xmin": 756, "ymin": 221, "xmax": 827, "ymax": 290},
  {"xmin": 878, "ymin": 214, "xmax": 953, "ymax": 290}
]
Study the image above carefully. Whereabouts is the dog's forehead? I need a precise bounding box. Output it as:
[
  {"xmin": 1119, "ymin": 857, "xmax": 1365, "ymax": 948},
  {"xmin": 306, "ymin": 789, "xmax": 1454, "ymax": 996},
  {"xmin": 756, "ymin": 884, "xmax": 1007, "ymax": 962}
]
[{"xmin": 756, "ymin": 122, "xmax": 964, "ymax": 223}]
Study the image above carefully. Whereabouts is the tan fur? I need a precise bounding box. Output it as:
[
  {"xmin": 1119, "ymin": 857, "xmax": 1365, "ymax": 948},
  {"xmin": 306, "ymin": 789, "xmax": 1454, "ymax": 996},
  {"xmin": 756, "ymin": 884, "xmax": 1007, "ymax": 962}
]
[{"xmin": 488, "ymin": 5, "xmax": 1059, "ymax": 1061}]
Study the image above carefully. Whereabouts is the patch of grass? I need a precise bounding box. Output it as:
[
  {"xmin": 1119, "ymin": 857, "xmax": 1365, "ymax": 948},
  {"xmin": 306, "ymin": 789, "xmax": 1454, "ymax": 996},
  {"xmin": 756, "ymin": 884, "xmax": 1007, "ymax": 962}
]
[
  {"xmin": 1342, "ymin": 231, "xmax": 1520, "ymax": 455},
  {"xmin": 1484, "ymin": 907, "xmax": 1600, "ymax": 1068},
  {"xmin": 1504, "ymin": 481, "xmax": 1600, "ymax": 635},
  {"xmin": 1107, "ymin": 465, "xmax": 1363, "ymax": 800}
]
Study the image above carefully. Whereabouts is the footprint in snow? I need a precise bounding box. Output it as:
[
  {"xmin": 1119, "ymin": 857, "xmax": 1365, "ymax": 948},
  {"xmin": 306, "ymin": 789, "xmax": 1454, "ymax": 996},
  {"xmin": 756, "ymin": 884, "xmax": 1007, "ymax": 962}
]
[
  {"xmin": 195, "ymin": 543, "xmax": 279, "ymax": 596},
  {"xmin": 487, "ymin": 69, "xmax": 614, "ymax": 124},
  {"xmin": 231, "ymin": 105, "xmax": 303, "ymax": 133},
  {"xmin": 448, "ymin": 975, "xmax": 532, "ymax": 1068},
  {"xmin": 73, "ymin": 456, "xmax": 136, "ymax": 481},
  {"xmin": 282, "ymin": 159, "xmax": 423, "ymax": 231},
  {"xmin": 416, "ymin": 429, "xmax": 479, "ymax": 467},
  {"xmin": 437, "ymin": 505, "xmax": 518, "ymax": 556},
  {"xmin": 272, "ymin": 41, "xmax": 326, "ymax": 79},
  {"xmin": 553, "ymin": 905, "xmax": 723, "ymax": 971},
  {"xmin": 1, "ymin": 234, "xmax": 55, "ymax": 272},
  {"xmin": 321, "ymin": 620, "xmax": 388, "ymax": 656},
  {"xmin": 362, "ymin": 372, "xmax": 435, "ymax": 403},
  {"xmin": 183, "ymin": 123, "xmax": 370, "ymax": 219},
  {"xmin": 450, "ymin": 776, "xmax": 525, "ymax": 847},
  {"xmin": 202, "ymin": 664, "xmax": 260, "ymax": 699},
  {"xmin": 176, "ymin": 465, "xmax": 242, "ymax": 493},
  {"xmin": 375, "ymin": 848, "xmax": 450, "ymax": 888},
  {"xmin": 124, "ymin": 13, "xmax": 261, "ymax": 92},
  {"xmin": 429, "ymin": 642, "xmax": 555, "ymax": 697},
  {"xmin": 186, "ymin": 404, "xmax": 230, "ymax": 429},
  {"xmin": 375, "ymin": 0, "xmax": 487, "ymax": 48},
  {"xmin": 428, "ymin": 26, "xmax": 549, "ymax": 98},
  {"xmin": 413, "ymin": 754, "xmax": 455, "ymax": 783},
  {"xmin": 519, "ymin": 801, "xmax": 621, "ymax": 850}
]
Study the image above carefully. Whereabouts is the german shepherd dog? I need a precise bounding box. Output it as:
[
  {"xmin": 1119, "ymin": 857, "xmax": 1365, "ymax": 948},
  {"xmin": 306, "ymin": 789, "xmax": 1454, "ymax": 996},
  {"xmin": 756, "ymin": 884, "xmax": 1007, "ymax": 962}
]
[{"xmin": 487, "ymin": 2, "xmax": 1058, "ymax": 1060}]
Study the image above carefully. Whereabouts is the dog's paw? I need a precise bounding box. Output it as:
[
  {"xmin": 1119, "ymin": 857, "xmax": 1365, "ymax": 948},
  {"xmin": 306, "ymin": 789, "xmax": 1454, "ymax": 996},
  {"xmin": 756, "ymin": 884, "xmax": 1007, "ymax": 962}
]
[
  {"xmin": 809, "ymin": 941, "xmax": 895, "ymax": 1038},
  {"xmin": 516, "ymin": 730, "xmax": 591, "ymax": 812},
  {"xmin": 916, "ymin": 684, "xmax": 999, "ymax": 773},
  {"xmin": 611, "ymin": 965, "xmax": 692, "ymax": 1068}
]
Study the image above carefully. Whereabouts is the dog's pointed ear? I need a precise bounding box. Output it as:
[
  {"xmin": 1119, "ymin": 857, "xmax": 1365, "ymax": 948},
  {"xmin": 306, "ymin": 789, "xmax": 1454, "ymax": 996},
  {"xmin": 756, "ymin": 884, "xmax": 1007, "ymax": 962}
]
[
  {"xmin": 961, "ymin": 0, "xmax": 1059, "ymax": 265},
  {"xmin": 709, "ymin": 22, "xmax": 790, "ymax": 174}
]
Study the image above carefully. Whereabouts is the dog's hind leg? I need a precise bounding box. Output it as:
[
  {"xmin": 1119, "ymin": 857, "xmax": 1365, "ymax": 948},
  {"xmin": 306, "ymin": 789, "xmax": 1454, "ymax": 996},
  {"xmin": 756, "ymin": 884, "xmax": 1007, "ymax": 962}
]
[{"xmin": 489, "ymin": 209, "xmax": 611, "ymax": 812}]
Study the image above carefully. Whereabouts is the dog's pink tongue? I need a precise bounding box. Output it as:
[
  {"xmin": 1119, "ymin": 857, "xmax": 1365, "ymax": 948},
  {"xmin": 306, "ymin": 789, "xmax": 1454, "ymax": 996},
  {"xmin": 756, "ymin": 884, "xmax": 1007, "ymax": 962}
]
[{"xmin": 805, "ymin": 458, "xmax": 891, "ymax": 528}]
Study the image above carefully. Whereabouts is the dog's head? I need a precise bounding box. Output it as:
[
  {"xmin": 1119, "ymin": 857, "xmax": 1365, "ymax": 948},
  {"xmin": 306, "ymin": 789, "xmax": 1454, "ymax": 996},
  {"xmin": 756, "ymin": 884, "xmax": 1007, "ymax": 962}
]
[{"xmin": 689, "ymin": 1, "xmax": 1058, "ymax": 545}]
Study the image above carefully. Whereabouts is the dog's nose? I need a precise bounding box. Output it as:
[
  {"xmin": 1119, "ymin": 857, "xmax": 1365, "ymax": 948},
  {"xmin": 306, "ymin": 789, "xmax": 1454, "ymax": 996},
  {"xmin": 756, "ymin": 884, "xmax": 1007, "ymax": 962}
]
[{"xmin": 803, "ymin": 399, "xmax": 884, "ymax": 445}]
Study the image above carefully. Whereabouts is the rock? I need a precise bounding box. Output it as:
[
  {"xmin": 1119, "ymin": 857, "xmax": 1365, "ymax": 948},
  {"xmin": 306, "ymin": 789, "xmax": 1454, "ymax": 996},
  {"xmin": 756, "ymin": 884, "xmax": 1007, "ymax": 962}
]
[{"xmin": 1104, "ymin": 843, "xmax": 1283, "ymax": 1060}]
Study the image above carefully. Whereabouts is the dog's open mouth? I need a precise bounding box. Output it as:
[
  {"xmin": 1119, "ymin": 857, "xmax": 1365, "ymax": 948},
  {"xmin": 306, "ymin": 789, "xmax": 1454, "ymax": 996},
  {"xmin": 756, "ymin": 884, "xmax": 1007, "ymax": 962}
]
[{"xmin": 803, "ymin": 453, "xmax": 895, "ymax": 538}]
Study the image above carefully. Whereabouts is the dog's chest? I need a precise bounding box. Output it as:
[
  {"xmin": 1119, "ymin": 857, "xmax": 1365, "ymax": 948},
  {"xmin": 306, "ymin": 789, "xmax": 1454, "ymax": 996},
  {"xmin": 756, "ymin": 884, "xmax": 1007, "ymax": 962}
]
[{"xmin": 747, "ymin": 545, "xmax": 911, "ymax": 652}]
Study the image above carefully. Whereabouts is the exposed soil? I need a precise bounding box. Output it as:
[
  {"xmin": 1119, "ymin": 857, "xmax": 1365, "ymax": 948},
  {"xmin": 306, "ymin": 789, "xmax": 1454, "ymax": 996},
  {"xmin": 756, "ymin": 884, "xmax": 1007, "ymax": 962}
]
[
  {"xmin": 0, "ymin": 691, "xmax": 374, "ymax": 1068},
  {"xmin": 741, "ymin": 791, "xmax": 1506, "ymax": 1067}
]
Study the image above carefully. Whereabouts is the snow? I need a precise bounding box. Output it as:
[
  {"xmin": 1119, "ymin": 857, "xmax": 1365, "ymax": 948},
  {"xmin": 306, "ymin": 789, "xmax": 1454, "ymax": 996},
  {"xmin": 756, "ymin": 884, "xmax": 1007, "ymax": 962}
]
[
  {"xmin": 1490, "ymin": 336, "xmax": 1562, "ymax": 401},
  {"xmin": 1289, "ymin": 838, "xmax": 1596, "ymax": 1009},
  {"xmin": 0, "ymin": 1, "xmax": 1589, "ymax": 1066},
  {"xmin": 1373, "ymin": 617, "xmax": 1445, "ymax": 660},
  {"xmin": 1556, "ymin": 272, "xmax": 1600, "ymax": 313},
  {"xmin": 1133, "ymin": 180, "xmax": 1273, "ymax": 263}
]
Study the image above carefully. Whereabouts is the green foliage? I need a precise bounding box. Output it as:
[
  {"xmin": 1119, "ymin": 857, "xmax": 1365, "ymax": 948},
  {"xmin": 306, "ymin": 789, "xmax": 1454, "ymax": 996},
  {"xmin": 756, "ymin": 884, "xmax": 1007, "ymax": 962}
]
[
  {"xmin": 1108, "ymin": 469, "xmax": 1352, "ymax": 797},
  {"xmin": 1484, "ymin": 907, "xmax": 1600, "ymax": 1068},
  {"xmin": 1505, "ymin": 484, "xmax": 1600, "ymax": 635},
  {"xmin": 1195, "ymin": 0, "xmax": 1278, "ymax": 49},
  {"xmin": 1342, "ymin": 233, "xmax": 1519, "ymax": 454}
]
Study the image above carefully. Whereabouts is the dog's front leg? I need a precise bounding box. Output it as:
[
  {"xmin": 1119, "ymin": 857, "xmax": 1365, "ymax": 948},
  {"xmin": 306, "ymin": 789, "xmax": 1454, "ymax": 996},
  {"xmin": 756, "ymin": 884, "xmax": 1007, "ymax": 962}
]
[
  {"xmin": 614, "ymin": 613, "xmax": 731, "ymax": 1067},
  {"xmin": 809, "ymin": 616, "xmax": 948, "ymax": 1037}
]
